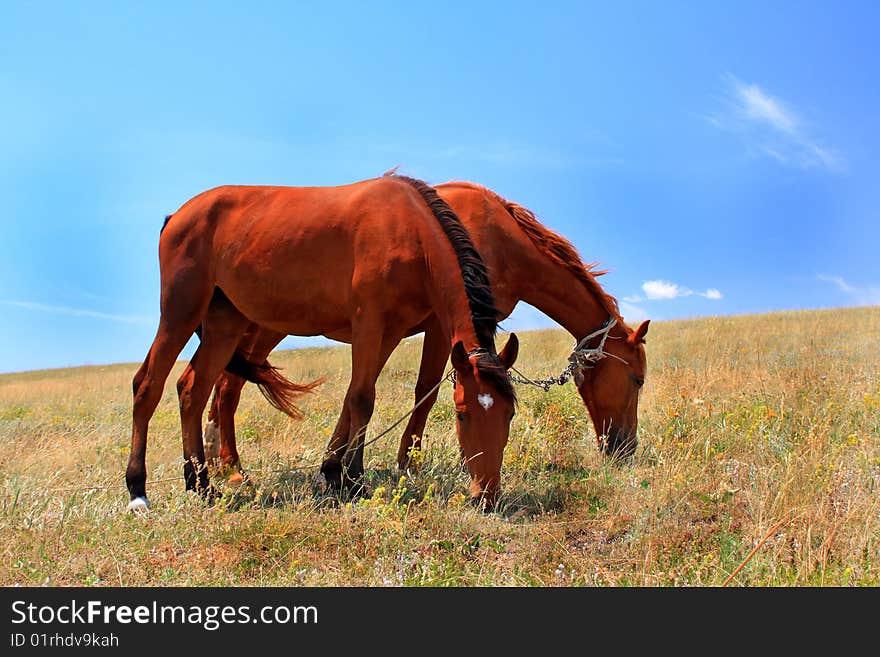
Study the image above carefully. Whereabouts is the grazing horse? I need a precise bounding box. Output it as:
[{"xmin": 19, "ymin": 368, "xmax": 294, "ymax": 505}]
[
  {"xmin": 204, "ymin": 181, "xmax": 649, "ymax": 484},
  {"xmin": 126, "ymin": 175, "xmax": 518, "ymax": 512}
]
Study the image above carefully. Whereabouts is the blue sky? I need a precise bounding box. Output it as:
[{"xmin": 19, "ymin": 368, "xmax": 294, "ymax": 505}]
[{"xmin": 1, "ymin": 1, "xmax": 877, "ymax": 373}]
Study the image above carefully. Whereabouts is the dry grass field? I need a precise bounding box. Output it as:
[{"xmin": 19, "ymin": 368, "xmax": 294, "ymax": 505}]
[{"xmin": 1, "ymin": 306, "xmax": 878, "ymax": 586}]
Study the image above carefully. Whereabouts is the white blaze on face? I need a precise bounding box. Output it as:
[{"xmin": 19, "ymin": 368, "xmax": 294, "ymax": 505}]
[{"xmin": 477, "ymin": 393, "xmax": 494, "ymax": 411}]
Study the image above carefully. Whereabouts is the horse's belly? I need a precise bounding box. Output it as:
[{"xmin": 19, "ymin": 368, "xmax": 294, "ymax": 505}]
[{"xmin": 219, "ymin": 279, "xmax": 353, "ymax": 336}]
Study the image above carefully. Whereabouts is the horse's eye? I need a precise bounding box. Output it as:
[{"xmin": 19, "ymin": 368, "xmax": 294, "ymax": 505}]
[
  {"xmin": 456, "ymin": 410, "xmax": 466, "ymax": 422},
  {"xmin": 632, "ymin": 375, "xmax": 645, "ymax": 388}
]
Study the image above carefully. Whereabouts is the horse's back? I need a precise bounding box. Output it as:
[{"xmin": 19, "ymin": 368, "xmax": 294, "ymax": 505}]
[
  {"xmin": 158, "ymin": 177, "xmax": 435, "ymax": 334},
  {"xmin": 166, "ymin": 177, "xmax": 426, "ymax": 246}
]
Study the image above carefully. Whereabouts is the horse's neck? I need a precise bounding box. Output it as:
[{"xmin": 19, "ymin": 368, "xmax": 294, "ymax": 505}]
[
  {"xmin": 513, "ymin": 253, "xmax": 614, "ymax": 341},
  {"xmin": 423, "ymin": 256, "xmax": 486, "ymax": 354},
  {"xmin": 445, "ymin": 309, "xmax": 483, "ymax": 352}
]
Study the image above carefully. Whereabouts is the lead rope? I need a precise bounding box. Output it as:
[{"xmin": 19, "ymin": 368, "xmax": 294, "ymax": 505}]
[
  {"xmin": 269, "ymin": 368, "xmax": 456, "ymax": 473},
  {"xmin": 351, "ymin": 369, "xmax": 455, "ymax": 453}
]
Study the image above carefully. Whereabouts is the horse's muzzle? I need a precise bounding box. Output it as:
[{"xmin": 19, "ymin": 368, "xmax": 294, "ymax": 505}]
[
  {"xmin": 469, "ymin": 477, "xmax": 500, "ymax": 512},
  {"xmin": 600, "ymin": 428, "xmax": 637, "ymax": 459}
]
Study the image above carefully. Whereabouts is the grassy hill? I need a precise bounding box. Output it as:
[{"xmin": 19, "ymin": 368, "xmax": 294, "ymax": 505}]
[{"xmin": 1, "ymin": 306, "xmax": 878, "ymax": 586}]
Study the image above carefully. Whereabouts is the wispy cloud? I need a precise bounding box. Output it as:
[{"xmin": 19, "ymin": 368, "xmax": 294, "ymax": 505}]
[
  {"xmin": 708, "ymin": 74, "xmax": 844, "ymax": 171},
  {"xmin": 0, "ymin": 299, "xmax": 154, "ymax": 324},
  {"xmin": 626, "ymin": 280, "xmax": 723, "ymax": 303},
  {"xmin": 370, "ymin": 138, "xmax": 624, "ymax": 171},
  {"xmin": 817, "ymin": 275, "xmax": 880, "ymax": 306},
  {"xmin": 736, "ymin": 81, "xmax": 797, "ymax": 134}
]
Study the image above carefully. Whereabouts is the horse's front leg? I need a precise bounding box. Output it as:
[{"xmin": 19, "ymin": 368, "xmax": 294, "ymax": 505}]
[
  {"xmin": 396, "ymin": 315, "xmax": 450, "ymax": 470},
  {"xmin": 320, "ymin": 322, "xmax": 404, "ymax": 489},
  {"xmin": 319, "ymin": 398, "xmax": 353, "ymax": 489}
]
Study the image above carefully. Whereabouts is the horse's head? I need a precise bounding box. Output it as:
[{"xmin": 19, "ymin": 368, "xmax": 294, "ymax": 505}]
[
  {"xmin": 573, "ymin": 319, "xmax": 649, "ymax": 459},
  {"xmin": 450, "ymin": 334, "xmax": 519, "ymax": 510}
]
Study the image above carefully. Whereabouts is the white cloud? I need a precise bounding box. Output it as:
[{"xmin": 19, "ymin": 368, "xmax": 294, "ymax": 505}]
[
  {"xmin": 817, "ymin": 275, "xmax": 880, "ymax": 305},
  {"xmin": 638, "ymin": 280, "xmax": 723, "ymax": 302},
  {"xmin": 642, "ymin": 280, "xmax": 681, "ymax": 300},
  {"xmin": 737, "ymin": 82, "xmax": 797, "ymax": 134},
  {"xmin": 709, "ymin": 75, "xmax": 844, "ymax": 171},
  {"xmin": 0, "ymin": 299, "xmax": 153, "ymax": 324}
]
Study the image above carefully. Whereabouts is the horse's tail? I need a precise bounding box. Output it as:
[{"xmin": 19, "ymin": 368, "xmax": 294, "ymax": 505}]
[
  {"xmin": 194, "ymin": 323, "xmax": 322, "ymax": 420},
  {"xmin": 223, "ymin": 352, "xmax": 323, "ymax": 420}
]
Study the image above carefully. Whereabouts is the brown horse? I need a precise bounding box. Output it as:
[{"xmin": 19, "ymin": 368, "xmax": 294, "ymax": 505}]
[
  {"xmin": 126, "ymin": 175, "xmax": 518, "ymax": 512},
  {"xmin": 204, "ymin": 181, "xmax": 649, "ymax": 488}
]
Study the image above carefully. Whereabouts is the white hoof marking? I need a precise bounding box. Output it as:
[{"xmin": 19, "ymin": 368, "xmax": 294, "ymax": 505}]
[
  {"xmin": 204, "ymin": 420, "xmax": 220, "ymax": 459},
  {"xmin": 127, "ymin": 496, "xmax": 150, "ymax": 513}
]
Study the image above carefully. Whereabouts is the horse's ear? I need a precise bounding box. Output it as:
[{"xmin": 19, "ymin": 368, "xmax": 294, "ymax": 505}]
[
  {"xmin": 451, "ymin": 341, "xmax": 470, "ymax": 375},
  {"xmin": 630, "ymin": 320, "xmax": 650, "ymax": 344},
  {"xmin": 498, "ymin": 333, "xmax": 519, "ymax": 370}
]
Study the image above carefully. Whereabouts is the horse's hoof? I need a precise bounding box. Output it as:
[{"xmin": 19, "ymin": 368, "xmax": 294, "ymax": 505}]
[
  {"xmin": 320, "ymin": 458, "xmax": 343, "ymax": 490},
  {"xmin": 227, "ymin": 470, "xmax": 244, "ymax": 484},
  {"xmin": 127, "ymin": 496, "xmax": 150, "ymax": 513}
]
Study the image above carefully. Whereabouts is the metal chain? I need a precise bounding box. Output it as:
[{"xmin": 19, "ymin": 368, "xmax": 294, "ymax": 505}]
[
  {"xmin": 508, "ymin": 363, "xmax": 577, "ymax": 392},
  {"xmin": 507, "ymin": 316, "xmax": 628, "ymax": 392}
]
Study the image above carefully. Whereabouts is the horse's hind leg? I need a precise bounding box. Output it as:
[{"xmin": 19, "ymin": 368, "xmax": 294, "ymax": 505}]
[
  {"xmin": 205, "ymin": 326, "xmax": 286, "ymax": 472},
  {"xmin": 176, "ymin": 291, "xmax": 251, "ymax": 496},
  {"xmin": 204, "ymin": 372, "xmax": 246, "ymax": 469},
  {"xmin": 320, "ymin": 391, "xmax": 355, "ymax": 489},
  {"xmin": 127, "ymin": 316, "xmax": 203, "ymax": 510},
  {"xmin": 203, "ymin": 328, "xmax": 257, "ymax": 466},
  {"xmin": 127, "ymin": 217, "xmax": 220, "ymax": 509}
]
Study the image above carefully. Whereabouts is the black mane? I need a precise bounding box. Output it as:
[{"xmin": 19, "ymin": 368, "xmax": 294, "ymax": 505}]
[{"xmin": 392, "ymin": 174, "xmax": 515, "ymax": 403}]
